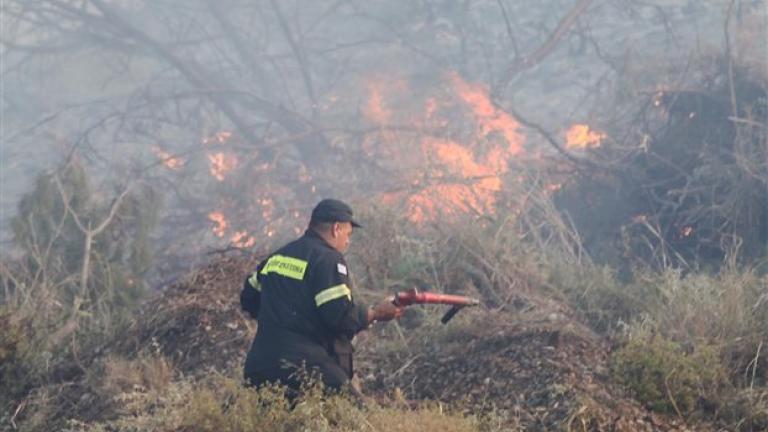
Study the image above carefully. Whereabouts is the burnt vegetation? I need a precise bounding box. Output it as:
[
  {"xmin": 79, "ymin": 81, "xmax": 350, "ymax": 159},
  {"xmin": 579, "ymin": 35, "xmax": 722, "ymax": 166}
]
[
  {"xmin": 1, "ymin": 1, "xmax": 767, "ymax": 431},
  {"xmin": 556, "ymin": 63, "xmax": 768, "ymax": 272}
]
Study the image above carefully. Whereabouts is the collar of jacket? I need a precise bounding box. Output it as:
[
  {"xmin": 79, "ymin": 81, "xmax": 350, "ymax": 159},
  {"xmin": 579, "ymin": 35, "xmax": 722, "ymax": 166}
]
[{"xmin": 303, "ymin": 228, "xmax": 337, "ymax": 252}]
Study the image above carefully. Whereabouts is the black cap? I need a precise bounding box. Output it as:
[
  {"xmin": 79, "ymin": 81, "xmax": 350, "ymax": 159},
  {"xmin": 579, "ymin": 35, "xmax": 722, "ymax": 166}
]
[{"xmin": 311, "ymin": 199, "xmax": 362, "ymax": 228}]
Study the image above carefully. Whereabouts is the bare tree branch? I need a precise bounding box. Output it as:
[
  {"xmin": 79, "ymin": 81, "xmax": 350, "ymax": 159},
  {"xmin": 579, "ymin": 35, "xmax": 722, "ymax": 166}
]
[
  {"xmin": 49, "ymin": 170, "xmax": 133, "ymax": 346},
  {"xmin": 269, "ymin": 0, "xmax": 318, "ymax": 114},
  {"xmin": 495, "ymin": 0, "xmax": 593, "ymax": 93}
]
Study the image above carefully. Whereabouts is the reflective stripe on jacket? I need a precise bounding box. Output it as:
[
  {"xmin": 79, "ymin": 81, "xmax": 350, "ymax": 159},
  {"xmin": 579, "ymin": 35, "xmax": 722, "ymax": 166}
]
[{"xmin": 240, "ymin": 230, "xmax": 369, "ymax": 382}]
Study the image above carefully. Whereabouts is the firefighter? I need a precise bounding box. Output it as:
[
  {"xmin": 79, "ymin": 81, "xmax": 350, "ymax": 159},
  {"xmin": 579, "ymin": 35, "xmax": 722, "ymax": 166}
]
[{"xmin": 240, "ymin": 198, "xmax": 402, "ymax": 399}]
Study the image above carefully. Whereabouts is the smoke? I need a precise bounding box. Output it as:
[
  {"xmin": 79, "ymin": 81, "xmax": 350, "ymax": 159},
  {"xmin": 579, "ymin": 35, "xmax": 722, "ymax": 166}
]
[{"xmin": 1, "ymin": 0, "xmax": 763, "ymax": 283}]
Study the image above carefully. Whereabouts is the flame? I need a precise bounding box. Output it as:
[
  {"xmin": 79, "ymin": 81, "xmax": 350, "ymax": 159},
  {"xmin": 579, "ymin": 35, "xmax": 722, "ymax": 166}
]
[
  {"xmin": 428, "ymin": 138, "xmax": 502, "ymax": 207},
  {"xmin": 208, "ymin": 211, "xmax": 228, "ymax": 237},
  {"xmin": 259, "ymin": 197, "xmax": 276, "ymax": 220},
  {"xmin": 364, "ymin": 81, "xmax": 393, "ymax": 124},
  {"xmin": 449, "ymin": 72, "xmax": 524, "ymax": 155},
  {"xmin": 403, "ymin": 73, "xmax": 524, "ymax": 221},
  {"xmin": 366, "ymin": 72, "xmax": 526, "ymax": 222},
  {"xmin": 681, "ymin": 226, "xmax": 694, "ymax": 237},
  {"xmin": 209, "ymin": 212, "xmax": 256, "ymax": 247},
  {"xmin": 391, "ymin": 135, "xmax": 510, "ymax": 222},
  {"xmin": 545, "ymin": 183, "xmax": 563, "ymax": 193},
  {"xmin": 428, "ymin": 139, "xmax": 505, "ymax": 190},
  {"xmin": 208, "ymin": 152, "xmax": 238, "ymax": 181},
  {"xmin": 203, "ymin": 130, "xmax": 233, "ymax": 145},
  {"xmin": 231, "ymin": 231, "xmax": 256, "ymax": 248},
  {"xmin": 565, "ymin": 124, "xmax": 605, "ymax": 149},
  {"xmin": 361, "ymin": 77, "xmax": 408, "ymax": 159},
  {"xmin": 424, "ymin": 97, "xmax": 439, "ymax": 119},
  {"xmin": 151, "ymin": 146, "xmax": 184, "ymax": 169}
]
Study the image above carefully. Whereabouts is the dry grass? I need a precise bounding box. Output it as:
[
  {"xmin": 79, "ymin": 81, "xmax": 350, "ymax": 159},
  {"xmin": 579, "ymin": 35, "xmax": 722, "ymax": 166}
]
[
  {"xmin": 71, "ymin": 373, "xmax": 499, "ymax": 432},
  {"xmin": 351, "ymin": 180, "xmax": 767, "ymax": 429},
  {"xmin": 3, "ymin": 162, "xmax": 766, "ymax": 430},
  {"xmin": 98, "ymin": 354, "xmax": 175, "ymax": 398},
  {"xmin": 4, "ymin": 186, "xmax": 766, "ymax": 430}
]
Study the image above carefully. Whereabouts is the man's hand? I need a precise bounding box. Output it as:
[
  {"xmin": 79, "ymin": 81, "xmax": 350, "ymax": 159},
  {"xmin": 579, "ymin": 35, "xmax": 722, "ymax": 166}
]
[{"xmin": 367, "ymin": 297, "xmax": 403, "ymax": 323}]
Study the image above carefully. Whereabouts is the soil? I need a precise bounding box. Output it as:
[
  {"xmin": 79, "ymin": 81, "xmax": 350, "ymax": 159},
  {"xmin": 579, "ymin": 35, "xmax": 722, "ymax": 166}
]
[{"xmin": 358, "ymin": 307, "xmax": 702, "ymax": 431}]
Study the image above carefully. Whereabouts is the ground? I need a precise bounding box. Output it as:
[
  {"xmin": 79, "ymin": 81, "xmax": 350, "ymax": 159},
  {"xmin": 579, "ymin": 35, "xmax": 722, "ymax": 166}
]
[{"xmin": 82, "ymin": 254, "xmax": 714, "ymax": 431}]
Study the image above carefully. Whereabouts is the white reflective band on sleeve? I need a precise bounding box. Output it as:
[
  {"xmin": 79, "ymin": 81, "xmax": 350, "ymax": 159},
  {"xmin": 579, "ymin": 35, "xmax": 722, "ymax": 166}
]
[{"xmin": 315, "ymin": 284, "xmax": 351, "ymax": 306}]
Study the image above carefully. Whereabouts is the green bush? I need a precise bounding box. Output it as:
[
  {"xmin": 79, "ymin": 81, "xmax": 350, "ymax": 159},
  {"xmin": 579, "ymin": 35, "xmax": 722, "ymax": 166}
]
[
  {"xmin": 0, "ymin": 307, "xmax": 49, "ymax": 417},
  {"xmin": 0, "ymin": 307, "xmax": 29, "ymax": 408},
  {"xmin": 4, "ymin": 161, "xmax": 159, "ymax": 337},
  {"xmin": 545, "ymin": 260, "xmax": 641, "ymax": 333},
  {"xmin": 611, "ymin": 332, "xmax": 727, "ymax": 416}
]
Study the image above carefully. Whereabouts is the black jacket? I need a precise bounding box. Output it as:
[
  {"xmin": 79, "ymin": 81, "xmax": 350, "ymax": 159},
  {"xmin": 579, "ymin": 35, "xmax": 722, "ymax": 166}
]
[{"xmin": 240, "ymin": 230, "xmax": 369, "ymax": 386}]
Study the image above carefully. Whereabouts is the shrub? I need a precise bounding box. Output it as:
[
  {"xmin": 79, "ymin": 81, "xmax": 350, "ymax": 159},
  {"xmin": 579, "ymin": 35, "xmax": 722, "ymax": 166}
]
[
  {"xmin": 611, "ymin": 332, "xmax": 727, "ymax": 416},
  {"xmin": 545, "ymin": 260, "xmax": 640, "ymax": 333},
  {"xmin": 0, "ymin": 306, "xmax": 48, "ymax": 420},
  {"xmin": 5, "ymin": 161, "xmax": 159, "ymax": 337},
  {"xmin": 0, "ymin": 307, "xmax": 29, "ymax": 410}
]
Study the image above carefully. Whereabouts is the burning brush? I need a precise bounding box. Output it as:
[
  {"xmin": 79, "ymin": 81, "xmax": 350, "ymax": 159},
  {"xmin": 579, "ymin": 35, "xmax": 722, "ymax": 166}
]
[{"xmin": 392, "ymin": 288, "xmax": 480, "ymax": 324}]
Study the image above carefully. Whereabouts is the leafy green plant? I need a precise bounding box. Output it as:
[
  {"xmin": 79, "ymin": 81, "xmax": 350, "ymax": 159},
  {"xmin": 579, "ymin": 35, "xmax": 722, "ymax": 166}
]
[
  {"xmin": 0, "ymin": 307, "xmax": 31, "ymax": 410},
  {"xmin": 4, "ymin": 161, "xmax": 159, "ymax": 337},
  {"xmin": 611, "ymin": 332, "xmax": 727, "ymax": 416}
]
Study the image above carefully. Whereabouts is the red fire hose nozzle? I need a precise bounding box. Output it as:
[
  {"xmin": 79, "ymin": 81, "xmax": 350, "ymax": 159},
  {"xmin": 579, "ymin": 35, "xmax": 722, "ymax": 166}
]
[{"xmin": 392, "ymin": 288, "xmax": 480, "ymax": 324}]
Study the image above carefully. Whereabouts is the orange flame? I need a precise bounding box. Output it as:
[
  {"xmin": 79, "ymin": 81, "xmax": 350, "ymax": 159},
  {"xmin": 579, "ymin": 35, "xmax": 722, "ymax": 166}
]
[
  {"xmin": 384, "ymin": 73, "xmax": 525, "ymax": 222},
  {"xmin": 424, "ymin": 97, "xmax": 439, "ymax": 119},
  {"xmin": 449, "ymin": 72, "xmax": 524, "ymax": 155},
  {"xmin": 545, "ymin": 183, "xmax": 563, "ymax": 193},
  {"xmin": 208, "ymin": 211, "xmax": 228, "ymax": 237},
  {"xmin": 427, "ymin": 139, "xmax": 505, "ymax": 189},
  {"xmin": 208, "ymin": 152, "xmax": 238, "ymax": 181},
  {"xmin": 203, "ymin": 130, "xmax": 233, "ymax": 145},
  {"xmin": 151, "ymin": 146, "xmax": 184, "ymax": 169},
  {"xmin": 364, "ymin": 81, "xmax": 393, "ymax": 124},
  {"xmin": 370, "ymin": 72, "xmax": 526, "ymax": 222},
  {"xmin": 259, "ymin": 197, "xmax": 276, "ymax": 220},
  {"xmin": 565, "ymin": 124, "xmax": 605, "ymax": 150},
  {"xmin": 209, "ymin": 212, "xmax": 256, "ymax": 247},
  {"xmin": 231, "ymin": 231, "xmax": 256, "ymax": 248}
]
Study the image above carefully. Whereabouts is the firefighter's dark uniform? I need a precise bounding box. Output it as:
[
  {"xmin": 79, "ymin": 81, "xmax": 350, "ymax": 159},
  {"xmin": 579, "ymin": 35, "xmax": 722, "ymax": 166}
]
[{"xmin": 240, "ymin": 229, "xmax": 369, "ymax": 393}]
